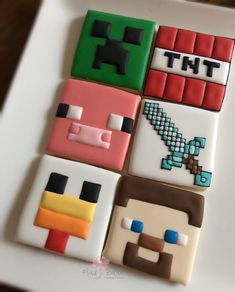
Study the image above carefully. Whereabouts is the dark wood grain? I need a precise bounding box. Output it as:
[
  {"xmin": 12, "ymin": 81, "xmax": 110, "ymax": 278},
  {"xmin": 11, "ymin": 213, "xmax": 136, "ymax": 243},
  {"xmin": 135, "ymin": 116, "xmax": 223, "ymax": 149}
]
[
  {"xmin": 0, "ymin": 2, "xmax": 41, "ymax": 291},
  {"xmin": 0, "ymin": 283, "xmax": 25, "ymax": 292},
  {"xmin": 0, "ymin": 0, "xmax": 41, "ymax": 109},
  {"xmin": 194, "ymin": 0, "xmax": 235, "ymax": 5}
]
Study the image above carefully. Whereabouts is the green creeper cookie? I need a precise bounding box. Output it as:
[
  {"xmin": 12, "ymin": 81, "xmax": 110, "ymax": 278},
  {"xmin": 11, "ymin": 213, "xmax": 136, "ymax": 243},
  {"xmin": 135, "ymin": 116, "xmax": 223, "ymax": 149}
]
[{"xmin": 71, "ymin": 10, "xmax": 156, "ymax": 92}]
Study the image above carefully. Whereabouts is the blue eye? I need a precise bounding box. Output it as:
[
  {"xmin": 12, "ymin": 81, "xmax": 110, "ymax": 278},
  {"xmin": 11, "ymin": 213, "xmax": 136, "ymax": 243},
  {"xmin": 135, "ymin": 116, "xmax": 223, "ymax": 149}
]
[
  {"xmin": 121, "ymin": 217, "xmax": 144, "ymax": 233},
  {"xmin": 164, "ymin": 230, "xmax": 178, "ymax": 244},
  {"xmin": 131, "ymin": 220, "xmax": 144, "ymax": 233},
  {"xmin": 164, "ymin": 229, "xmax": 188, "ymax": 246}
]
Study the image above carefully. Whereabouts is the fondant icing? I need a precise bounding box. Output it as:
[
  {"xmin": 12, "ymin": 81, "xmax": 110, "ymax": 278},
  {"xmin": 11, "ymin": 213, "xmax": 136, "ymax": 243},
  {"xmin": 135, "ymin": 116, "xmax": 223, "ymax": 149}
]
[
  {"xmin": 151, "ymin": 48, "xmax": 229, "ymax": 85},
  {"xmin": 103, "ymin": 176, "xmax": 204, "ymax": 285},
  {"xmin": 17, "ymin": 155, "xmax": 120, "ymax": 260},
  {"xmin": 71, "ymin": 10, "xmax": 156, "ymax": 92},
  {"xmin": 46, "ymin": 79, "xmax": 140, "ymax": 171},
  {"xmin": 144, "ymin": 26, "xmax": 234, "ymax": 111},
  {"xmin": 128, "ymin": 99, "xmax": 218, "ymax": 189},
  {"xmin": 16, "ymin": 9, "xmax": 233, "ymax": 286}
]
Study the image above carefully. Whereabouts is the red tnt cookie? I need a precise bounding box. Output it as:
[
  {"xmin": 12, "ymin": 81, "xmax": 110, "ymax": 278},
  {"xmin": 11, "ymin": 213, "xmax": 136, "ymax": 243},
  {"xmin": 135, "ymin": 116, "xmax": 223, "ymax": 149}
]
[{"xmin": 144, "ymin": 26, "xmax": 234, "ymax": 111}]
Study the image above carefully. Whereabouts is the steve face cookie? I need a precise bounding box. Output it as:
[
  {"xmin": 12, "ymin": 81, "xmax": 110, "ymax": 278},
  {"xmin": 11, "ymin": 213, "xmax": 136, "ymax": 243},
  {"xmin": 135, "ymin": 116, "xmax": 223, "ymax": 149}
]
[
  {"xmin": 46, "ymin": 79, "xmax": 140, "ymax": 171},
  {"xmin": 17, "ymin": 155, "xmax": 120, "ymax": 261},
  {"xmin": 71, "ymin": 10, "xmax": 156, "ymax": 92},
  {"xmin": 128, "ymin": 99, "xmax": 218, "ymax": 189},
  {"xmin": 144, "ymin": 26, "xmax": 234, "ymax": 111},
  {"xmin": 103, "ymin": 176, "xmax": 204, "ymax": 285}
]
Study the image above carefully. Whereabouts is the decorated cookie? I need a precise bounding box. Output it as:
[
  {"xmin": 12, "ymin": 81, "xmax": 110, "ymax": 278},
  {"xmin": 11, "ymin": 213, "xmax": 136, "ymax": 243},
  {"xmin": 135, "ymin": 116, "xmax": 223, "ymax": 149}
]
[
  {"xmin": 16, "ymin": 155, "xmax": 120, "ymax": 261},
  {"xmin": 144, "ymin": 26, "xmax": 234, "ymax": 111},
  {"xmin": 71, "ymin": 10, "xmax": 156, "ymax": 92},
  {"xmin": 128, "ymin": 99, "xmax": 218, "ymax": 188},
  {"xmin": 46, "ymin": 79, "xmax": 140, "ymax": 171},
  {"xmin": 103, "ymin": 175, "xmax": 204, "ymax": 285}
]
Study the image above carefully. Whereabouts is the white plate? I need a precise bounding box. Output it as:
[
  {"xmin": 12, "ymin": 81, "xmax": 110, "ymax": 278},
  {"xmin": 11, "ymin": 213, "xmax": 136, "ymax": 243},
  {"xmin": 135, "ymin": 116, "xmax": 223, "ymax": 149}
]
[{"xmin": 1, "ymin": 0, "xmax": 235, "ymax": 291}]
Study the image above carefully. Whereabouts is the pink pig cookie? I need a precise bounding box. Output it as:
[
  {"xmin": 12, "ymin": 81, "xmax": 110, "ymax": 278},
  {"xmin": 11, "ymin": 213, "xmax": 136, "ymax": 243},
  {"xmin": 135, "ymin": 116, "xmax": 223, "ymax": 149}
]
[{"xmin": 47, "ymin": 79, "xmax": 140, "ymax": 171}]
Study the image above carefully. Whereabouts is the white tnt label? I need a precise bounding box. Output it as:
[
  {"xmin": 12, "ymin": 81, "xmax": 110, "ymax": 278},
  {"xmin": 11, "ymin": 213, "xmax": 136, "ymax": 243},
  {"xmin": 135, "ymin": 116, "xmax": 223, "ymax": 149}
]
[{"xmin": 151, "ymin": 48, "xmax": 230, "ymax": 85}]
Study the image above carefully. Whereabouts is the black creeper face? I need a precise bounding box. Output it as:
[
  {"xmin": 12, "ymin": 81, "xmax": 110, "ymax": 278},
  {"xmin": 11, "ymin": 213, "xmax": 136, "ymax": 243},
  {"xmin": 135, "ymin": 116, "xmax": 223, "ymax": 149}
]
[
  {"xmin": 91, "ymin": 20, "xmax": 144, "ymax": 75},
  {"xmin": 71, "ymin": 10, "xmax": 156, "ymax": 92}
]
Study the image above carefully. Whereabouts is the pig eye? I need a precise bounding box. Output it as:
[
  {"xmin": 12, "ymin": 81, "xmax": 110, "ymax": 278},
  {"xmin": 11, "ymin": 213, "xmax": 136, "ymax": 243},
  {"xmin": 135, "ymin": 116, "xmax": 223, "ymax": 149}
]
[
  {"xmin": 164, "ymin": 229, "xmax": 188, "ymax": 247},
  {"xmin": 107, "ymin": 113, "xmax": 134, "ymax": 134},
  {"xmin": 56, "ymin": 103, "xmax": 83, "ymax": 120},
  {"xmin": 121, "ymin": 217, "xmax": 144, "ymax": 233}
]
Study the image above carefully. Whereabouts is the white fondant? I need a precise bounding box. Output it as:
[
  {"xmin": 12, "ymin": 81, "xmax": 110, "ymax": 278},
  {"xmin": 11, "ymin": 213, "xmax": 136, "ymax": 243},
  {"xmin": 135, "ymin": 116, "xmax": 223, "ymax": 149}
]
[
  {"xmin": 128, "ymin": 99, "xmax": 219, "ymax": 189},
  {"xmin": 107, "ymin": 114, "xmax": 123, "ymax": 131},
  {"xmin": 177, "ymin": 233, "xmax": 188, "ymax": 247},
  {"xmin": 151, "ymin": 48, "xmax": 230, "ymax": 85},
  {"xmin": 67, "ymin": 105, "xmax": 83, "ymax": 120},
  {"xmin": 121, "ymin": 217, "xmax": 133, "ymax": 230},
  {"xmin": 68, "ymin": 122, "xmax": 112, "ymax": 149},
  {"xmin": 16, "ymin": 155, "xmax": 120, "ymax": 262}
]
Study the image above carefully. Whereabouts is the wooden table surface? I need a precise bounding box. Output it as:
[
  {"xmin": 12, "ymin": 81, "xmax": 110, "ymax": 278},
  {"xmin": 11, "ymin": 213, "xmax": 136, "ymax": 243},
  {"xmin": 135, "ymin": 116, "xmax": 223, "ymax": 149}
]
[
  {"xmin": 0, "ymin": 0, "xmax": 41, "ymax": 109},
  {"xmin": 0, "ymin": 1, "xmax": 41, "ymax": 289},
  {"xmin": 193, "ymin": 0, "xmax": 235, "ymax": 5}
]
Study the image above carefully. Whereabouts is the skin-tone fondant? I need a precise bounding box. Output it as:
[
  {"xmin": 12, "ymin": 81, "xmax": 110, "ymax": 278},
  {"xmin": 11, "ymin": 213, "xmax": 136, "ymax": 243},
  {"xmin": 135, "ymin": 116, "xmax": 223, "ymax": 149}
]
[
  {"xmin": 46, "ymin": 79, "xmax": 140, "ymax": 171},
  {"xmin": 71, "ymin": 10, "xmax": 156, "ymax": 92},
  {"xmin": 144, "ymin": 26, "xmax": 234, "ymax": 111},
  {"xmin": 103, "ymin": 176, "xmax": 204, "ymax": 285},
  {"xmin": 17, "ymin": 155, "xmax": 120, "ymax": 260},
  {"xmin": 128, "ymin": 99, "xmax": 218, "ymax": 189}
]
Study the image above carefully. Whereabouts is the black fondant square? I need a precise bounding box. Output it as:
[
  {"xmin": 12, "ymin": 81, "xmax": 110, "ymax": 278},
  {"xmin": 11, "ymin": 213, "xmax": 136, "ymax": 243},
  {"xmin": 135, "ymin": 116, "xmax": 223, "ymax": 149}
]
[
  {"xmin": 91, "ymin": 20, "xmax": 111, "ymax": 38},
  {"xmin": 123, "ymin": 27, "xmax": 144, "ymax": 45},
  {"xmin": 122, "ymin": 117, "xmax": 134, "ymax": 133},
  {"xmin": 80, "ymin": 181, "xmax": 101, "ymax": 203},
  {"xmin": 56, "ymin": 103, "xmax": 69, "ymax": 118},
  {"xmin": 45, "ymin": 172, "xmax": 68, "ymax": 194}
]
